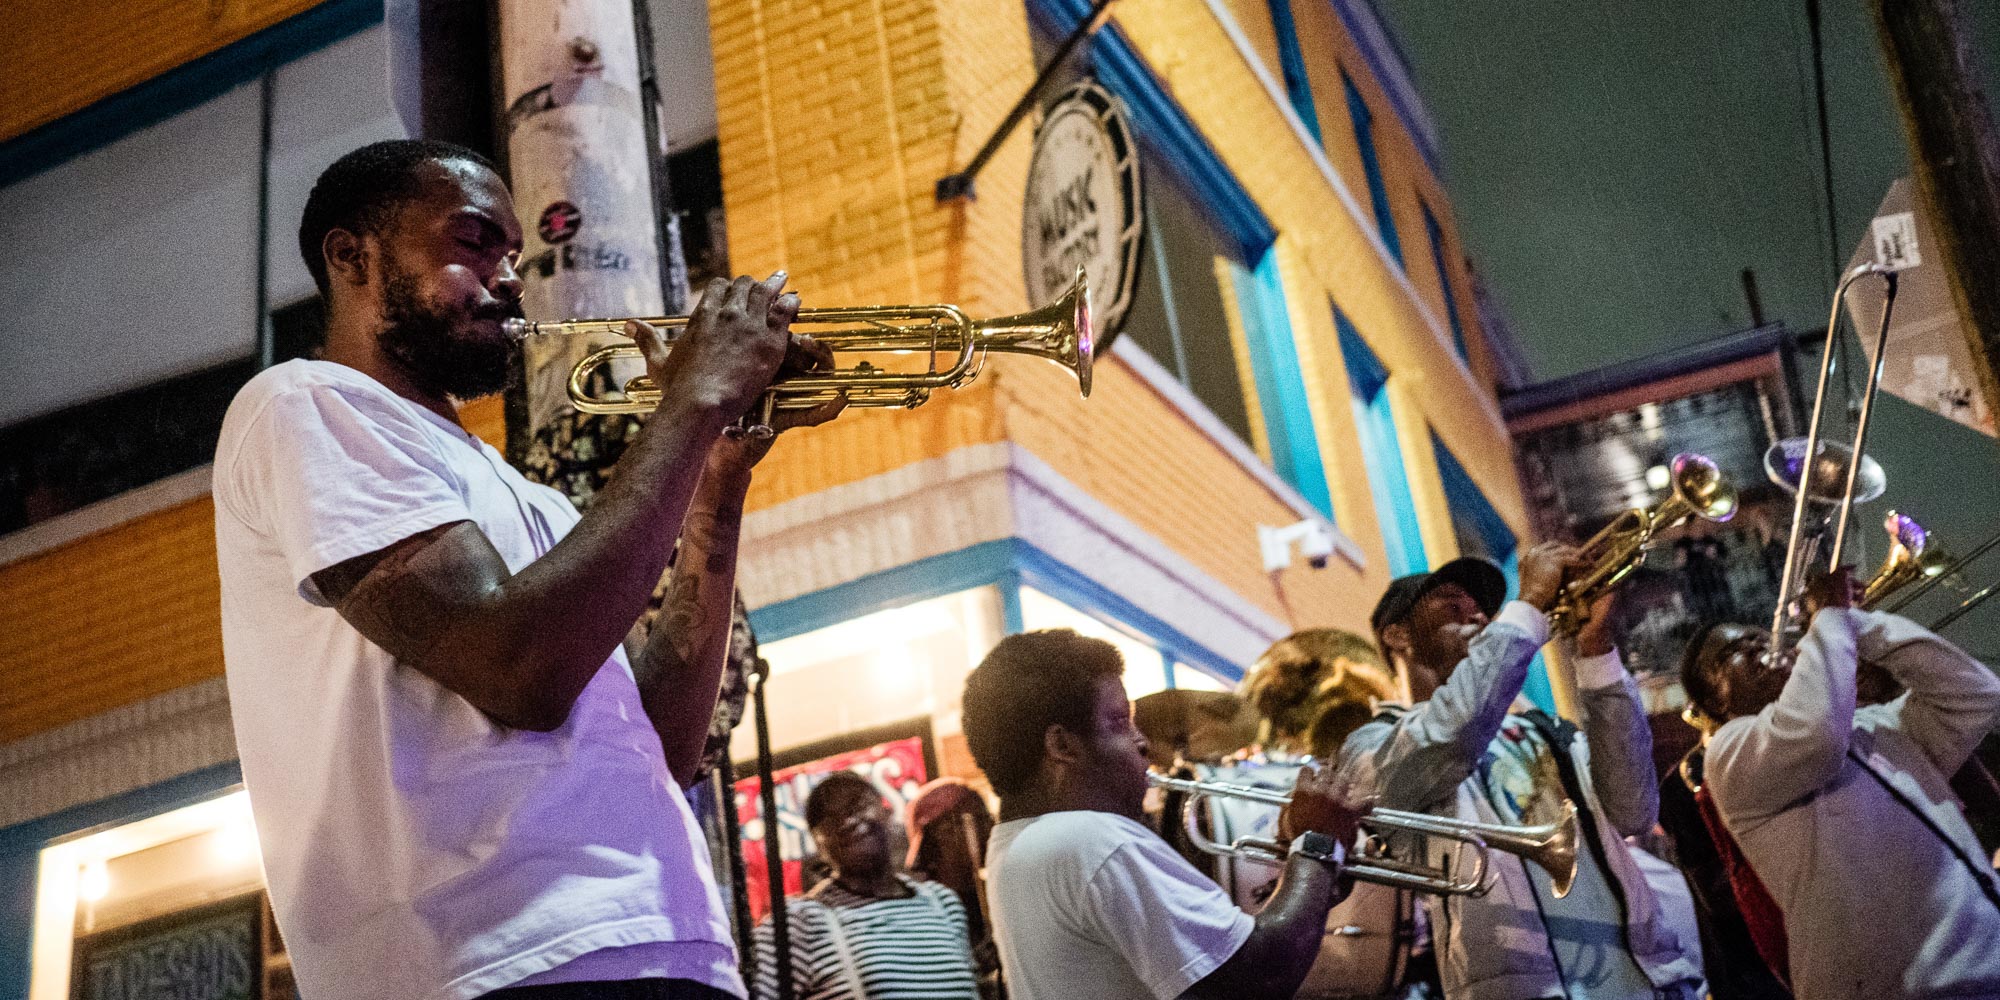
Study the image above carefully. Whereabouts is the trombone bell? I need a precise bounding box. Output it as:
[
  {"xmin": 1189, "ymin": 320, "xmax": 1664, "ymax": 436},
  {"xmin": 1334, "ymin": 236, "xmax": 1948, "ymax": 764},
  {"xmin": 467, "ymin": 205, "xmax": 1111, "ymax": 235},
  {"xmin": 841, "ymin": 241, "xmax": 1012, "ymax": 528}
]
[
  {"xmin": 505, "ymin": 269, "xmax": 1095, "ymax": 416},
  {"xmin": 1146, "ymin": 772, "xmax": 1579, "ymax": 899}
]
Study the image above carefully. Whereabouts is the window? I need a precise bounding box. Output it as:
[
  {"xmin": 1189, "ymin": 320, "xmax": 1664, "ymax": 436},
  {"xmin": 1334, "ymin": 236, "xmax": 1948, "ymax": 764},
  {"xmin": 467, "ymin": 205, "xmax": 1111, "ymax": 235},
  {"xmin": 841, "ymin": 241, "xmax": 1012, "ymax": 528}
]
[
  {"xmin": 1343, "ymin": 72, "xmax": 1402, "ymax": 265},
  {"xmin": 1265, "ymin": 0, "xmax": 1321, "ymax": 145},
  {"xmin": 1120, "ymin": 172, "xmax": 1257, "ymax": 446},
  {"xmin": 1020, "ymin": 586, "xmax": 1173, "ymax": 699},
  {"xmin": 1228, "ymin": 251, "xmax": 1335, "ymax": 519},
  {"xmin": 1338, "ymin": 309, "xmax": 1427, "ymax": 575},
  {"xmin": 30, "ymin": 790, "xmax": 293, "ymax": 1000},
  {"xmin": 734, "ymin": 587, "xmax": 1004, "ymax": 761},
  {"xmin": 1423, "ymin": 202, "xmax": 1469, "ymax": 361},
  {"xmin": 1433, "ymin": 438, "xmax": 1554, "ymax": 711}
]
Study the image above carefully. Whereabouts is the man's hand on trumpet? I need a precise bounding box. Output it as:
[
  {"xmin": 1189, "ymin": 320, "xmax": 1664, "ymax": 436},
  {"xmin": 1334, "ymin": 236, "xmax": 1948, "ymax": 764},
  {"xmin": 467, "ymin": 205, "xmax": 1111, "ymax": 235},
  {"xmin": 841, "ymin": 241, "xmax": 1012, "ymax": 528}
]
[
  {"xmin": 628, "ymin": 271, "xmax": 796, "ymax": 424},
  {"xmin": 1277, "ymin": 763, "xmax": 1365, "ymax": 857}
]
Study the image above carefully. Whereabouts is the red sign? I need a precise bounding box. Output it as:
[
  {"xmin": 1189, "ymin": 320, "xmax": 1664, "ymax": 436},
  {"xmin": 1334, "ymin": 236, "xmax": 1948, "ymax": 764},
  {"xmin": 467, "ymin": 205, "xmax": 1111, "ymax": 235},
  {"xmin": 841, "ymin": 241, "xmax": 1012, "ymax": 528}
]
[{"xmin": 733, "ymin": 736, "xmax": 929, "ymax": 920}]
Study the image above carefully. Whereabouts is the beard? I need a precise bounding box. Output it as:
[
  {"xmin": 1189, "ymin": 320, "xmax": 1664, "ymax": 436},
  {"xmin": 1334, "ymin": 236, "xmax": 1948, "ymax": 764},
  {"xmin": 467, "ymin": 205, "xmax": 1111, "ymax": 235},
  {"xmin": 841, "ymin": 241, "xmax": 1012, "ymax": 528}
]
[{"xmin": 376, "ymin": 262, "xmax": 521, "ymax": 400}]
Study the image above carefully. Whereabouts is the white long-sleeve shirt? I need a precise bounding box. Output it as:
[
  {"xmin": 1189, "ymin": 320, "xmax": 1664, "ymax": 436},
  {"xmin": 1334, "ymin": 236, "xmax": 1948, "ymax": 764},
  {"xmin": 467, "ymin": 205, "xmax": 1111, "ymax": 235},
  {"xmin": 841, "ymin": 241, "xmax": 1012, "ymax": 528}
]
[{"xmin": 1708, "ymin": 609, "xmax": 2000, "ymax": 1000}]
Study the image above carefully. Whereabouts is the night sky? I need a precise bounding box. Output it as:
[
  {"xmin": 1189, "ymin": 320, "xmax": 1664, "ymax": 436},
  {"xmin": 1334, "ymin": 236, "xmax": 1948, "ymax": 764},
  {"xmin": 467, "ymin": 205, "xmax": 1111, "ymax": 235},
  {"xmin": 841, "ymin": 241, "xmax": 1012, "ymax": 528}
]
[
  {"xmin": 1368, "ymin": 0, "xmax": 2000, "ymax": 655},
  {"xmin": 1373, "ymin": 0, "xmax": 2000, "ymax": 381}
]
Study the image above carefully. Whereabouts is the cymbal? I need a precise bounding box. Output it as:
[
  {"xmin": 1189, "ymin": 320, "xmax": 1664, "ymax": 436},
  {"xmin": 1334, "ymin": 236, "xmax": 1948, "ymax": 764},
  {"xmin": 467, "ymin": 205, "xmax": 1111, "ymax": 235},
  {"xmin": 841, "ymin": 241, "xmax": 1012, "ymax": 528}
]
[{"xmin": 1133, "ymin": 689, "xmax": 1259, "ymax": 770}]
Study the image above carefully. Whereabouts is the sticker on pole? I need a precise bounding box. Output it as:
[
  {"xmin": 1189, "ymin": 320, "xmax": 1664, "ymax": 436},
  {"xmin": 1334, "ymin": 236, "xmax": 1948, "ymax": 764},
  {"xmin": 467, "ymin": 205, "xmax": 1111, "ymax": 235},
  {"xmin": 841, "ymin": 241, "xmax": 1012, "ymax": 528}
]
[
  {"xmin": 539, "ymin": 201, "xmax": 584, "ymax": 244},
  {"xmin": 1871, "ymin": 211, "xmax": 1920, "ymax": 271}
]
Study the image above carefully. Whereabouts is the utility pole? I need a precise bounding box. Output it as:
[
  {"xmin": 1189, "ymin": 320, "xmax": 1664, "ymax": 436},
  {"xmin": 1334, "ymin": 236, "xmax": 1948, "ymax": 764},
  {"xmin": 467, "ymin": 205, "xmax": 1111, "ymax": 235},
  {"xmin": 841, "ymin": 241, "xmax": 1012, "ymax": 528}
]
[
  {"xmin": 491, "ymin": 0, "xmax": 762, "ymax": 971},
  {"xmin": 1866, "ymin": 0, "xmax": 2000, "ymax": 424}
]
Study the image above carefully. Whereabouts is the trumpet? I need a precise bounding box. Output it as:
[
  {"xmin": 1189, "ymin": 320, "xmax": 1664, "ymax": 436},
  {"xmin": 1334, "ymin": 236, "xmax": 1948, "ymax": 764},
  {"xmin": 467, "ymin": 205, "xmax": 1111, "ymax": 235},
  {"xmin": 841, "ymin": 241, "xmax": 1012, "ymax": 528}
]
[
  {"xmin": 504, "ymin": 270, "xmax": 1094, "ymax": 426},
  {"xmin": 1546, "ymin": 453, "xmax": 1738, "ymax": 633},
  {"xmin": 1860, "ymin": 511, "xmax": 1952, "ymax": 609},
  {"xmin": 1148, "ymin": 772, "xmax": 1579, "ymax": 898}
]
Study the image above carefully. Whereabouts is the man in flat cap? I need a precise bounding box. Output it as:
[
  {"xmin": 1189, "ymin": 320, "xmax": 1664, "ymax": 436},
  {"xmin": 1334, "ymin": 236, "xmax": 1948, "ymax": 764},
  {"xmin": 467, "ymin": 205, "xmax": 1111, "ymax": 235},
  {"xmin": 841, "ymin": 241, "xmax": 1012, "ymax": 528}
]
[{"xmin": 1335, "ymin": 549, "xmax": 1703, "ymax": 1000}]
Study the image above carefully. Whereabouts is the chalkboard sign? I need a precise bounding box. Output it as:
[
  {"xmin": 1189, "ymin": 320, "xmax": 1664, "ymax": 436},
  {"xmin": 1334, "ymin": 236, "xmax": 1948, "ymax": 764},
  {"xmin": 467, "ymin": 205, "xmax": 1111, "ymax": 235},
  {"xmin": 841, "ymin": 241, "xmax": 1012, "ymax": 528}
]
[{"xmin": 71, "ymin": 894, "xmax": 263, "ymax": 1000}]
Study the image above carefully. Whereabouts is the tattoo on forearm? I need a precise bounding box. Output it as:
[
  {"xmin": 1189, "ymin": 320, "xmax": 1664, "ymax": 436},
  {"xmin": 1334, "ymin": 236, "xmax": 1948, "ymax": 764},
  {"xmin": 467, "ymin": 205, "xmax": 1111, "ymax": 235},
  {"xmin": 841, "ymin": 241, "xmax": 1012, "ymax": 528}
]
[{"xmin": 640, "ymin": 491, "xmax": 744, "ymax": 692}]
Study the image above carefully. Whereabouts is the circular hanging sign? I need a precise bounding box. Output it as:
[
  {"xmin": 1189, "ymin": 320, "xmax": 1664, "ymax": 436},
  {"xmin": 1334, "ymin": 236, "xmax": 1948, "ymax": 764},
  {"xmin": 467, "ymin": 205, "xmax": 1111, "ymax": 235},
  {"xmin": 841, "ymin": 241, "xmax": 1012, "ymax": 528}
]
[{"xmin": 1022, "ymin": 81, "xmax": 1143, "ymax": 349}]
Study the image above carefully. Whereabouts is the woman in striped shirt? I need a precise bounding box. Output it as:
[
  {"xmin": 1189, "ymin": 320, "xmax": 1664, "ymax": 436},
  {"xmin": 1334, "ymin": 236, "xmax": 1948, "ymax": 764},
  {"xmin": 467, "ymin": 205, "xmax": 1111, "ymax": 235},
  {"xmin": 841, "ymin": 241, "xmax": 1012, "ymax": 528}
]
[{"xmin": 754, "ymin": 772, "xmax": 982, "ymax": 1000}]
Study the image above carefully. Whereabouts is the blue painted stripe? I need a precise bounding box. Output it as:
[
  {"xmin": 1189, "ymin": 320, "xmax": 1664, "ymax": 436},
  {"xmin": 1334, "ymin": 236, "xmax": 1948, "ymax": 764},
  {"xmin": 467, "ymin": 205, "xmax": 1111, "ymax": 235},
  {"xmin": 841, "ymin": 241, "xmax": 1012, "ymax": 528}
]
[
  {"xmin": 1338, "ymin": 307, "xmax": 1428, "ymax": 575},
  {"xmin": 1014, "ymin": 541, "xmax": 1246, "ymax": 682},
  {"xmin": 1324, "ymin": 0, "xmax": 1442, "ymax": 172},
  {"xmin": 0, "ymin": 0, "xmax": 385, "ymax": 188},
  {"xmin": 1343, "ymin": 71, "xmax": 1403, "ymax": 266},
  {"xmin": 1265, "ymin": 0, "xmax": 1323, "ymax": 146},
  {"xmin": 0, "ymin": 762, "xmax": 243, "ymax": 998},
  {"xmin": 1024, "ymin": 0, "xmax": 1277, "ymax": 260},
  {"xmin": 1423, "ymin": 203, "xmax": 1469, "ymax": 361},
  {"xmin": 1231, "ymin": 252, "xmax": 1335, "ymax": 521},
  {"xmin": 747, "ymin": 539, "xmax": 1021, "ymax": 642}
]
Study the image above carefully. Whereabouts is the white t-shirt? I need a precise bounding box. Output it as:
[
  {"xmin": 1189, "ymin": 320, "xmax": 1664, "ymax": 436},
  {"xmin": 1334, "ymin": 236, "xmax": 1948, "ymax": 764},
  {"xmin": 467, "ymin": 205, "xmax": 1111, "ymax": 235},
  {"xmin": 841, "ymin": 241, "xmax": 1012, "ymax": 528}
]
[
  {"xmin": 212, "ymin": 360, "xmax": 742, "ymax": 1000},
  {"xmin": 985, "ymin": 810, "xmax": 1253, "ymax": 1000}
]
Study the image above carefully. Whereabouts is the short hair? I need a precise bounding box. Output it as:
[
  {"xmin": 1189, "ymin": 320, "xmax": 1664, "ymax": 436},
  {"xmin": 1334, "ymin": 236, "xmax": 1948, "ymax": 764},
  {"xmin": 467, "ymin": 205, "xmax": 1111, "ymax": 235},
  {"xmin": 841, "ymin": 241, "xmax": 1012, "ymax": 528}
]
[
  {"xmin": 961, "ymin": 630, "xmax": 1125, "ymax": 797},
  {"xmin": 297, "ymin": 139, "xmax": 498, "ymax": 297},
  {"xmin": 804, "ymin": 771, "xmax": 880, "ymax": 829},
  {"xmin": 1679, "ymin": 620, "xmax": 1729, "ymax": 719}
]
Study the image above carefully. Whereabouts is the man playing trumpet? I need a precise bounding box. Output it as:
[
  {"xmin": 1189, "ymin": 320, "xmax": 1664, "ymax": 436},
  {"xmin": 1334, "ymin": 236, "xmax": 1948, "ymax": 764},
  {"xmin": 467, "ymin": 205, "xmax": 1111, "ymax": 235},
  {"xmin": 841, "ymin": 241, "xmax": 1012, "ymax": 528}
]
[
  {"xmin": 1684, "ymin": 567, "xmax": 2000, "ymax": 999},
  {"xmin": 214, "ymin": 139, "xmax": 837, "ymax": 1000},
  {"xmin": 963, "ymin": 629, "xmax": 1368, "ymax": 999},
  {"xmin": 1335, "ymin": 550, "xmax": 1704, "ymax": 1000}
]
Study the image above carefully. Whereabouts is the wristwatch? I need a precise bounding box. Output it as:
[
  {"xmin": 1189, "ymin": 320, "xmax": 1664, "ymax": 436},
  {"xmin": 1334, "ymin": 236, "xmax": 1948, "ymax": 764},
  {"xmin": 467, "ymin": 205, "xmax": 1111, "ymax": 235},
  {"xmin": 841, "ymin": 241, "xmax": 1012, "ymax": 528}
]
[{"xmin": 1288, "ymin": 830, "xmax": 1346, "ymax": 866}]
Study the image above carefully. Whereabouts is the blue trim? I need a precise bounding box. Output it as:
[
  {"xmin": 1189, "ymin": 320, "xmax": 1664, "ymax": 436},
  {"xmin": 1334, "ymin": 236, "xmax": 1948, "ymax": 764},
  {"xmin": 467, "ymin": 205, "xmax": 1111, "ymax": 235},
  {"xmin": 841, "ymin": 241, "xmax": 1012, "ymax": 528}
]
[
  {"xmin": 1265, "ymin": 0, "xmax": 1323, "ymax": 146},
  {"xmin": 0, "ymin": 762, "xmax": 243, "ymax": 998},
  {"xmin": 1338, "ymin": 308, "xmax": 1428, "ymax": 575},
  {"xmin": 1343, "ymin": 72, "xmax": 1403, "ymax": 266},
  {"xmin": 1326, "ymin": 0, "xmax": 1442, "ymax": 172},
  {"xmin": 748, "ymin": 538, "xmax": 1247, "ymax": 684},
  {"xmin": 747, "ymin": 540, "xmax": 1021, "ymax": 642},
  {"xmin": 0, "ymin": 0, "xmax": 385, "ymax": 188},
  {"xmin": 1230, "ymin": 252, "xmax": 1335, "ymax": 520},
  {"xmin": 1431, "ymin": 438, "xmax": 1553, "ymax": 711},
  {"xmin": 1014, "ymin": 542, "xmax": 1245, "ymax": 683},
  {"xmin": 1423, "ymin": 203, "xmax": 1469, "ymax": 362},
  {"xmin": 1025, "ymin": 0, "xmax": 1277, "ymax": 261}
]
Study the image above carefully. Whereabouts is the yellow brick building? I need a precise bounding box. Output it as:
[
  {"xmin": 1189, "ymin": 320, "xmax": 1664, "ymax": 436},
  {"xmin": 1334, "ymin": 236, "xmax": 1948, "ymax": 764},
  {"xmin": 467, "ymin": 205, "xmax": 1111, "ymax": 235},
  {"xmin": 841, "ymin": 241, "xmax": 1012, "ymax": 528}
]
[{"xmin": 0, "ymin": 0, "xmax": 1531, "ymax": 993}]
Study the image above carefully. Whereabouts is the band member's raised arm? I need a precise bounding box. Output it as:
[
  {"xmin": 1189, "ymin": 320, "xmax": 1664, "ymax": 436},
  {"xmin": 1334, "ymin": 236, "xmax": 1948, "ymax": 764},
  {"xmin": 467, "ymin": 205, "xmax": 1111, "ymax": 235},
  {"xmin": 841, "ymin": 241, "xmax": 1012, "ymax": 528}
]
[
  {"xmin": 1852, "ymin": 608, "xmax": 2000, "ymax": 775},
  {"xmin": 1567, "ymin": 602, "xmax": 1661, "ymax": 836},
  {"xmin": 629, "ymin": 336, "xmax": 842, "ymax": 784}
]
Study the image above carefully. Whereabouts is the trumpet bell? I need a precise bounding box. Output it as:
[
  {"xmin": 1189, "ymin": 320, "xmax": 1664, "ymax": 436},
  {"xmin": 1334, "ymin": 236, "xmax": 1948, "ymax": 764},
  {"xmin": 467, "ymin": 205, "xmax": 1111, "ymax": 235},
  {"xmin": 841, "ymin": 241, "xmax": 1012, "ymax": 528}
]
[
  {"xmin": 1886, "ymin": 510, "xmax": 1928, "ymax": 558},
  {"xmin": 1765, "ymin": 438, "xmax": 1887, "ymax": 506},
  {"xmin": 1861, "ymin": 511, "xmax": 1954, "ymax": 609},
  {"xmin": 1671, "ymin": 452, "xmax": 1739, "ymax": 522},
  {"xmin": 976, "ymin": 269, "xmax": 1094, "ymax": 398}
]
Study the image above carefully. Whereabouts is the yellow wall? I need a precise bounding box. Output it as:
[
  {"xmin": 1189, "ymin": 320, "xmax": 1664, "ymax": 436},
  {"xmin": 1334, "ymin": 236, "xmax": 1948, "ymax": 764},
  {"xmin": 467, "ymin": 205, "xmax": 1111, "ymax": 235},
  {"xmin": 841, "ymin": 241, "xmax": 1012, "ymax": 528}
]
[
  {"xmin": 0, "ymin": 499, "xmax": 223, "ymax": 742},
  {"xmin": 710, "ymin": 0, "xmax": 1529, "ymax": 631},
  {"xmin": 0, "ymin": 0, "xmax": 324, "ymax": 143}
]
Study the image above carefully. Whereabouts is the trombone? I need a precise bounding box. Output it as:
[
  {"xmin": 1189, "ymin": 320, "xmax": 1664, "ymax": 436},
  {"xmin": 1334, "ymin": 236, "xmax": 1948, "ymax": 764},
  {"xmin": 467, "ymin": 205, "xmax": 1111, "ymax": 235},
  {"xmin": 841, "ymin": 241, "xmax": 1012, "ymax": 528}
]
[
  {"xmin": 1546, "ymin": 453, "xmax": 1738, "ymax": 634},
  {"xmin": 1768, "ymin": 262, "xmax": 1901, "ymax": 660},
  {"xmin": 504, "ymin": 270, "xmax": 1095, "ymax": 429},
  {"xmin": 1147, "ymin": 772, "xmax": 1579, "ymax": 899}
]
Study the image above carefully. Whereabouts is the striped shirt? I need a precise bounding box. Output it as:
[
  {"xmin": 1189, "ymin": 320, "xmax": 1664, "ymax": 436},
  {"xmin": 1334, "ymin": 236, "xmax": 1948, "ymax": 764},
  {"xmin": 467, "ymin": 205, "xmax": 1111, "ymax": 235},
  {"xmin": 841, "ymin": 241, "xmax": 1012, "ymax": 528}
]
[{"xmin": 753, "ymin": 876, "xmax": 980, "ymax": 1000}]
